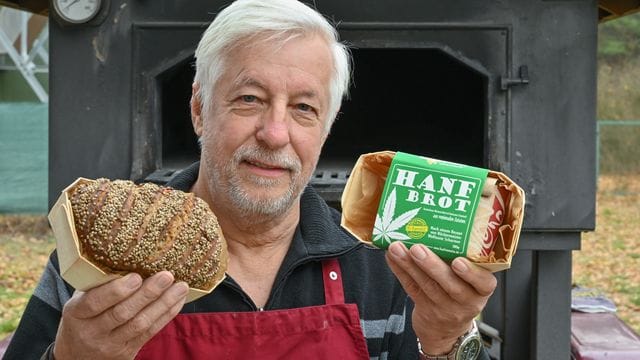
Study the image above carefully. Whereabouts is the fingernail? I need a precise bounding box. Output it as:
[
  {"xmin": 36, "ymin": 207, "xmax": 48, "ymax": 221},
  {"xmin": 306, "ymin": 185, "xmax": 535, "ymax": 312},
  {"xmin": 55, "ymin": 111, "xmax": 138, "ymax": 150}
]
[
  {"xmin": 170, "ymin": 282, "xmax": 189, "ymax": 298},
  {"xmin": 410, "ymin": 244, "xmax": 428, "ymax": 260},
  {"xmin": 156, "ymin": 273, "xmax": 173, "ymax": 289},
  {"xmin": 452, "ymin": 258, "xmax": 469, "ymax": 273},
  {"xmin": 125, "ymin": 273, "xmax": 142, "ymax": 289},
  {"xmin": 389, "ymin": 242, "xmax": 406, "ymax": 258}
]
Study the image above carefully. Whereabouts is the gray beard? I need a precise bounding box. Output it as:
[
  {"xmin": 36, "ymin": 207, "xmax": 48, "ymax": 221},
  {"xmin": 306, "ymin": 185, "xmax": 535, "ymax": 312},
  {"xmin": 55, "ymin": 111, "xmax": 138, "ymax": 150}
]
[
  {"xmin": 224, "ymin": 162, "xmax": 300, "ymax": 218},
  {"xmin": 205, "ymin": 143, "xmax": 309, "ymax": 218}
]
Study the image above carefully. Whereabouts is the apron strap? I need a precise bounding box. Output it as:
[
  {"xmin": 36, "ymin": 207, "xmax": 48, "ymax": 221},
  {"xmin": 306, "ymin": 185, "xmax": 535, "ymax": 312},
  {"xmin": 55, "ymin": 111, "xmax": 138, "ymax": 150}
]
[{"xmin": 321, "ymin": 258, "xmax": 345, "ymax": 305}]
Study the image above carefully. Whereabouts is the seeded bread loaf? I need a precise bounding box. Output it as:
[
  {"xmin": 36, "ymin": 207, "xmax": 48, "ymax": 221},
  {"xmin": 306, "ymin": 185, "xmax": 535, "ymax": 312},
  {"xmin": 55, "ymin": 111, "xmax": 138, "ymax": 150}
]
[{"xmin": 68, "ymin": 178, "xmax": 227, "ymax": 291}]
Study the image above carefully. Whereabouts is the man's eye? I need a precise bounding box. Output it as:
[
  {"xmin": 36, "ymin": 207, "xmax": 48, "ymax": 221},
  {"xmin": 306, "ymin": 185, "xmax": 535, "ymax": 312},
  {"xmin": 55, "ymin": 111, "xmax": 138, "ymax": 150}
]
[
  {"xmin": 241, "ymin": 95, "xmax": 257, "ymax": 103},
  {"xmin": 297, "ymin": 103, "xmax": 313, "ymax": 112}
]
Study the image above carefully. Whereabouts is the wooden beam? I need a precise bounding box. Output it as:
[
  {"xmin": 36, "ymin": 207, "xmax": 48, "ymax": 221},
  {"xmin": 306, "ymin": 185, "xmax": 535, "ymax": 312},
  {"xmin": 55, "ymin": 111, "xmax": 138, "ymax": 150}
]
[
  {"xmin": 0, "ymin": 1, "xmax": 48, "ymax": 15},
  {"xmin": 599, "ymin": 0, "xmax": 640, "ymax": 16},
  {"xmin": 598, "ymin": 0, "xmax": 640, "ymax": 21}
]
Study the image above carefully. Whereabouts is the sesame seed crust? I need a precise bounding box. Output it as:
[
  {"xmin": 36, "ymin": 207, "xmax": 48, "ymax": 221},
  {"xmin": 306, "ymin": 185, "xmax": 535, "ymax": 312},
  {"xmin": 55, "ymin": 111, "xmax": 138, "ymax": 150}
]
[{"xmin": 68, "ymin": 178, "xmax": 228, "ymax": 291}]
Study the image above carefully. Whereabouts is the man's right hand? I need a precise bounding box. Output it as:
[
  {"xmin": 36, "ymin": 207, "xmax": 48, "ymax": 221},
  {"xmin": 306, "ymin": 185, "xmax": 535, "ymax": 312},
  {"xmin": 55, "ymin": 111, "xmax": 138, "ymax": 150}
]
[{"xmin": 53, "ymin": 271, "xmax": 188, "ymax": 360}]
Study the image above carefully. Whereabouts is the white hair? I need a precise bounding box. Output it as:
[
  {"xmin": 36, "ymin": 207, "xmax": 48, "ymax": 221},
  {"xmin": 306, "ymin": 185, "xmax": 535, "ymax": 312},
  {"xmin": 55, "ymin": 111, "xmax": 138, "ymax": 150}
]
[{"xmin": 193, "ymin": 0, "xmax": 351, "ymax": 130}]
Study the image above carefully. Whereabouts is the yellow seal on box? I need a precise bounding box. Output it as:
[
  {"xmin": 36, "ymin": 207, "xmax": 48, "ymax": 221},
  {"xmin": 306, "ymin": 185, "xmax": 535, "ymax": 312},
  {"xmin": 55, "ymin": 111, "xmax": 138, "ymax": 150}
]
[{"xmin": 405, "ymin": 218, "xmax": 429, "ymax": 239}]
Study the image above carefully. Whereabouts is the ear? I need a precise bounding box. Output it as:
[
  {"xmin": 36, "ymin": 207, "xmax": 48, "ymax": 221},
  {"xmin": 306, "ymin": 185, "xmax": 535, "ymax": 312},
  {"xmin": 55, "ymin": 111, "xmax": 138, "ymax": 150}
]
[{"xmin": 191, "ymin": 82, "xmax": 203, "ymax": 137}]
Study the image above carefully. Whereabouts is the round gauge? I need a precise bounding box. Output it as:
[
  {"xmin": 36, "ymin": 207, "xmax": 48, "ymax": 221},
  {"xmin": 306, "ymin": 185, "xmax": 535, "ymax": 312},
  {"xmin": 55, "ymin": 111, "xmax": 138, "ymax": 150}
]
[{"xmin": 53, "ymin": 0, "xmax": 102, "ymax": 24}]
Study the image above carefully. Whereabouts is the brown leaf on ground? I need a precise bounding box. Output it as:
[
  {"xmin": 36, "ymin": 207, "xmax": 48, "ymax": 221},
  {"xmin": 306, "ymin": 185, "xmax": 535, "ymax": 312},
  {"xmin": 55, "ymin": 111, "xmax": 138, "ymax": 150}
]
[{"xmin": 0, "ymin": 215, "xmax": 55, "ymax": 338}]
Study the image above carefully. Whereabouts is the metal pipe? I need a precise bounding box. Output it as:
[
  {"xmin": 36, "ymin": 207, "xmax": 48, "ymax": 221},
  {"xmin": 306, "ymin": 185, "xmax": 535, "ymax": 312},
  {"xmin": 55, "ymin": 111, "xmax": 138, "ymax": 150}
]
[
  {"xmin": 0, "ymin": 26, "xmax": 48, "ymax": 102},
  {"xmin": 20, "ymin": 10, "xmax": 28, "ymax": 61},
  {"xmin": 598, "ymin": 120, "xmax": 640, "ymax": 126}
]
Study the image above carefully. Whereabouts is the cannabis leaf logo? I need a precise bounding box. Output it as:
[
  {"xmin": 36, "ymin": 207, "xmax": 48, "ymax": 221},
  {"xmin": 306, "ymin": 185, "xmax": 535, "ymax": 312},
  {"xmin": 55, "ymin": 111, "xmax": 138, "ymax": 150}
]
[{"xmin": 373, "ymin": 188, "xmax": 421, "ymax": 245}]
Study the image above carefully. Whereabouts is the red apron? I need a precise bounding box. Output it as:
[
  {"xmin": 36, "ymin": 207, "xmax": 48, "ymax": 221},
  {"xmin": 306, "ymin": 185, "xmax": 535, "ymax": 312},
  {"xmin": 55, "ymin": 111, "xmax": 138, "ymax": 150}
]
[{"xmin": 136, "ymin": 259, "xmax": 370, "ymax": 359}]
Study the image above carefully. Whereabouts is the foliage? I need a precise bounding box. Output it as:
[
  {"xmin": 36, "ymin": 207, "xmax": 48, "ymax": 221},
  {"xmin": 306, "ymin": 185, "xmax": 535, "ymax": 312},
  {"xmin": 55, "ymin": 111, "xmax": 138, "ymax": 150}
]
[
  {"xmin": 599, "ymin": 122, "xmax": 640, "ymax": 174},
  {"xmin": 597, "ymin": 13, "xmax": 640, "ymax": 174},
  {"xmin": 597, "ymin": 58, "xmax": 640, "ymax": 121},
  {"xmin": 598, "ymin": 12, "xmax": 640, "ymax": 61}
]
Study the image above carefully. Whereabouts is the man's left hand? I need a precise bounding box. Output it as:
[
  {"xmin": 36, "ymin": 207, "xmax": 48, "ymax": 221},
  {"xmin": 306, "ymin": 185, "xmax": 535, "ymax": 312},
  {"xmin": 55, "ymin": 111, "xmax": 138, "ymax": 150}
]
[{"xmin": 385, "ymin": 241, "xmax": 497, "ymax": 355}]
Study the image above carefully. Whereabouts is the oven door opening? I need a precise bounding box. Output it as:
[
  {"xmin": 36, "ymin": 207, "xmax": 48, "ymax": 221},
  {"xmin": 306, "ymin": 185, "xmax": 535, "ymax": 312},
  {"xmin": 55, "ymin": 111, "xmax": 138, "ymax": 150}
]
[{"xmin": 154, "ymin": 47, "xmax": 488, "ymax": 203}]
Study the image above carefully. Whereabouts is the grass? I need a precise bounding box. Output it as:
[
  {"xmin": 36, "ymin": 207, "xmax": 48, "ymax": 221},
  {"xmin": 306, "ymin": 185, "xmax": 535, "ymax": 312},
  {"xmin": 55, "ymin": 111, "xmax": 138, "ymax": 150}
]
[
  {"xmin": 0, "ymin": 175, "xmax": 639, "ymax": 340},
  {"xmin": 572, "ymin": 174, "xmax": 640, "ymax": 334}
]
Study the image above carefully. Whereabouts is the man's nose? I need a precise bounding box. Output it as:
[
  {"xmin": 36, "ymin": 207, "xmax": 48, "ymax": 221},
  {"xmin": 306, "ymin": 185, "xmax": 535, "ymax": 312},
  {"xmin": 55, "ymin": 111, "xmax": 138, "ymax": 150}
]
[{"xmin": 255, "ymin": 104, "xmax": 290, "ymax": 148}]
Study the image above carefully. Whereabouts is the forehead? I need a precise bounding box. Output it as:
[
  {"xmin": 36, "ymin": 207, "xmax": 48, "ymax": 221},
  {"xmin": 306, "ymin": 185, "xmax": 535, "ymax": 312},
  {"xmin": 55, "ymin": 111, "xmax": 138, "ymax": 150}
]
[{"xmin": 222, "ymin": 34, "xmax": 333, "ymax": 96}]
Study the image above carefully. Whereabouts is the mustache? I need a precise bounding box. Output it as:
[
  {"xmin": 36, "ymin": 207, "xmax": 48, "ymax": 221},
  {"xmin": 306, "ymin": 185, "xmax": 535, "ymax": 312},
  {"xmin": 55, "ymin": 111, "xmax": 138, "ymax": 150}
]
[{"xmin": 233, "ymin": 145, "xmax": 301, "ymax": 173}]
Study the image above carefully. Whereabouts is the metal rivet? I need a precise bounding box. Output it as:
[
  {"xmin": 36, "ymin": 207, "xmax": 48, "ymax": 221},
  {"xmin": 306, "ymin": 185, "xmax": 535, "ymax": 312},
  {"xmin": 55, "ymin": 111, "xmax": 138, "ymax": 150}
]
[{"xmin": 329, "ymin": 271, "xmax": 338, "ymax": 280}]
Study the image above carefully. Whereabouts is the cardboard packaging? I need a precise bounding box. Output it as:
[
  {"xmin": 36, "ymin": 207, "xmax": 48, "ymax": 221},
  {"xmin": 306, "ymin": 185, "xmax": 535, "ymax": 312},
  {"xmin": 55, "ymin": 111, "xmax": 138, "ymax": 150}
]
[
  {"xmin": 341, "ymin": 151, "xmax": 525, "ymax": 272},
  {"xmin": 48, "ymin": 177, "xmax": 225, "ymax": 303}
]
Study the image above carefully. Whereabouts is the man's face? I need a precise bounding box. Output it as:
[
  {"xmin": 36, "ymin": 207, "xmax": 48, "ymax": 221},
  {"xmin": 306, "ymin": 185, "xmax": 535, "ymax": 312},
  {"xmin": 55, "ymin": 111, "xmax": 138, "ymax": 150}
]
[{"xmin": 194, "ymin": 34, "xmax": 333, "ymax": 217}]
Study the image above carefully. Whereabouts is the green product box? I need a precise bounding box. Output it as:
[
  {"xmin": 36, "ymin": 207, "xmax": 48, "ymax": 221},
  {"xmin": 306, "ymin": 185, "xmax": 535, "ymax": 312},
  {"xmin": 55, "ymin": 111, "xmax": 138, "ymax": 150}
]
[
  {"xmin": 372, "ymin": 152, "xmax": 489, "ymax": 261},
  {"xmin": 341, "ymin": 151, "xmax": 525, "ymax": 272}
]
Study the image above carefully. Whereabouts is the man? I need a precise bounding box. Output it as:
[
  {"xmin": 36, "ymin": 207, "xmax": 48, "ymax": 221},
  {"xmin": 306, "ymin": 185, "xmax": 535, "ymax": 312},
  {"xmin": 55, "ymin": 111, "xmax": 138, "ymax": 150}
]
[{"xmin": 5, "ymin": 0, "xmax": 496, "ymax": 359}]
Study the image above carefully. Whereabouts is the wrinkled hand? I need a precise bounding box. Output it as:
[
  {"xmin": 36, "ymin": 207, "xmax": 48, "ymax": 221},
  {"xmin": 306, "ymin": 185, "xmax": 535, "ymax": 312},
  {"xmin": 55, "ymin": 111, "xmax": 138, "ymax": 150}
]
[
  {"xmin": 386, "ymin": 242, "xmax": 496, "ymax": 355},
  {"xmin": 53, "ymin": 271, "xmax": 188, "ymax": 360}
]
